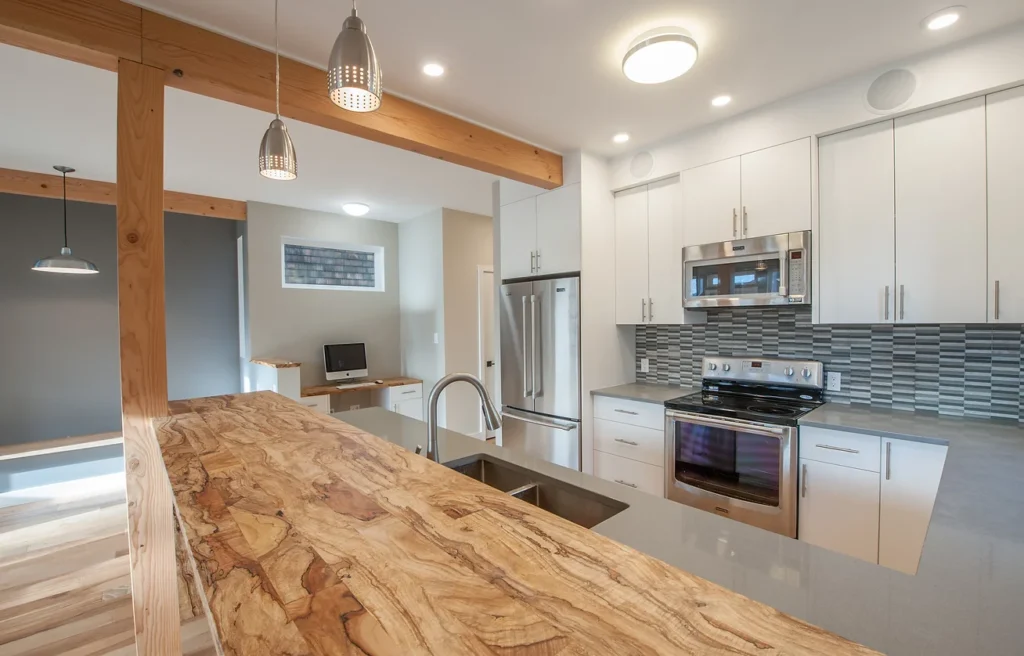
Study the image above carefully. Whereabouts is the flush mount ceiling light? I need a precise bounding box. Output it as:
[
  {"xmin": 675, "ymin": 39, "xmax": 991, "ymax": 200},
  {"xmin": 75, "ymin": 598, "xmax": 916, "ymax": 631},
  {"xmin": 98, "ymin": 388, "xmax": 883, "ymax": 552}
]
[
  {"xmin": 33, "ymin": 166, "xmax": 99, "ymax": 275},
  {"xmin": 612, "ymin": 133, "xmax": 630, "ymax": 144},
  {"xmin": 622, "ymin": 28, "xmax": 698, "ymax": 84},
  {"xmin": 342, "ymin": 202, "xmax": 370, "ymax": 216},
  {"xmin": 328, "ymin": 0, "xmax": 383, "ymax": 112},
  {"xmin": 711, "ymin": 95, "xmax": 732, "ymax": 107},
  {"xmin": 422, "ymin": 63, "xmax": 445, "ymax": 77},
  {"xmin": 924, "ymin": 6, "xmax": 965, "ymax": 30},
  {"xmin": 259, "ymin": 0, "xmax": 297, "ymax": 180}
]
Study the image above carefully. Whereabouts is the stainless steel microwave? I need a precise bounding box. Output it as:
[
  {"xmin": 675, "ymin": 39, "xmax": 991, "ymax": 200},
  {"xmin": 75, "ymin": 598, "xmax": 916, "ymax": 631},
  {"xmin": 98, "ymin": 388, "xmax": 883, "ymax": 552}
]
[{"xmin": 683, "ymin": 231, "xmax": 810, "ymax": 309}]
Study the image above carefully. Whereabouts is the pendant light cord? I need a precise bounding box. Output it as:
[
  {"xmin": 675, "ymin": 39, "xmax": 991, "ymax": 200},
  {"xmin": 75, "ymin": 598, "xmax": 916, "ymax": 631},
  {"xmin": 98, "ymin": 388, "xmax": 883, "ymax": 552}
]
[
  {"xmin": 274, "ymin": 0, "xmax": 280, "ymax": 119},
  {"xmin": 62, "ymin": 169, "xmax": 68, "ymax": 248}
]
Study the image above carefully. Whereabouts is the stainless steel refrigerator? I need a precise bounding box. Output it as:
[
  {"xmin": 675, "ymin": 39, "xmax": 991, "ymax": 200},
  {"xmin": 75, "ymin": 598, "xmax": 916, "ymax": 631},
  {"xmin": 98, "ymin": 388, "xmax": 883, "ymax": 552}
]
[{"xmin": 499, "ymin": 276, "xmax": 581, "ymax": 470}]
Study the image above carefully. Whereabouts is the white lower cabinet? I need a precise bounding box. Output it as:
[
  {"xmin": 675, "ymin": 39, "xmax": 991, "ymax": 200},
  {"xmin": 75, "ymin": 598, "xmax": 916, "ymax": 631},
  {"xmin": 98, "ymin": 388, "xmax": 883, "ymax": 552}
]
[
  {"xmin": 593, "ymin": 418, "xmax": 663, "ymax": 467},
  {"xmin": 394, "ymin": 398, "xmax": 424, "ymax": 421},
  {"xmin": 375, "ymin": 383, "xmax": 424, "ymax": 420},
  {"xmin": 798, "ymin": 458, "xmax": 880, "ymax": 563},
  {"xmin": 298, "ymin": 395, "xmax": 331, "ymax": 414},
  {"xmin": 879, "ymin": 439, "xmax": 948, "ymax": 575},
  {"xmin": 594, "ymin": 450, "xmax": 663, "ymax": 497}
]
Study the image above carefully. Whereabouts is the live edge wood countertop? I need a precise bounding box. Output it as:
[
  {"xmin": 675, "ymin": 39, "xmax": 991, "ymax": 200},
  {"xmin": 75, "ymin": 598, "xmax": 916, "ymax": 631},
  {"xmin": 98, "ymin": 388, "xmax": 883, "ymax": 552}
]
[{"xmin": 155, "ymin": 392, "xmax": 878, "ymax": 656}]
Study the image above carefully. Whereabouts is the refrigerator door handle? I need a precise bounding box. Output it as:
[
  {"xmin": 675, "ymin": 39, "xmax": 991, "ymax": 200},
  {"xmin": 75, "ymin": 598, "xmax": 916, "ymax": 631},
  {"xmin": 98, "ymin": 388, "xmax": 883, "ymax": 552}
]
[
  {"xmin": 521, "ymin": 295, "xmax": 529, "ymax": 397},
  {"xmin": 530, "ymin": 294, "xmax": 538, "ymax": 399},
  {"xmin": 502, "ymin": 409, "xmax": 577, "ymax": 431}
]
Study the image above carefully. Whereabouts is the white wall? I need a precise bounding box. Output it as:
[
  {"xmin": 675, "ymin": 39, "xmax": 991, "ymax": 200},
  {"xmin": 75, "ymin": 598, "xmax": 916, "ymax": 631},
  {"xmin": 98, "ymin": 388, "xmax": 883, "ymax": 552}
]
[
  {"xmin": 442, "ymin": 209, "xmax": 494, "ymax": 436},
  {"xmin": 398, "ymin": 210, "xmax": 446, "ymax": 423},
  {"xmin": 245, "ymin": 202, "xmax": 401, "ymax": 396},
  {"xmin": 610, "ymin": 23, "xmax": 1024, "ymax": 189}
]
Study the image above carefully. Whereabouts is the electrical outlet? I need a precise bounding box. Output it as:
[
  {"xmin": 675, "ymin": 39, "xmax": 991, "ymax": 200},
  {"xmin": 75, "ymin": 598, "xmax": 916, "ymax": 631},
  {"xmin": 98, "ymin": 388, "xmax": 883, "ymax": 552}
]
[
  {"xmin": 826, "ymin": 372, "xmax": 842, "ymax": 392},
  {"xmin": 350, "ymin": 404, "xmax": 360, "ymax": 410},
  {"xmin": 640, "ymin": 358, "xmax": 650, "ymax": 374}
]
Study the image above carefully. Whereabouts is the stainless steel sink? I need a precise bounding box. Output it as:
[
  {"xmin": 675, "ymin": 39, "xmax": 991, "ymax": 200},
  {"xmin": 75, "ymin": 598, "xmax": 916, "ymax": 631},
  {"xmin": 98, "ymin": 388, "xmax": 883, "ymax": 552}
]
[{"xmin": 444, "ymin": 454, "xmax": 628, "ymax": 529}]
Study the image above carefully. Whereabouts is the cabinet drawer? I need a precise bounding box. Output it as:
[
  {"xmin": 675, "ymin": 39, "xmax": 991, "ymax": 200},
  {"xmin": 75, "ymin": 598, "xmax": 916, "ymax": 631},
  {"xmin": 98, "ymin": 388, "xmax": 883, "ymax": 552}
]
[
  {"xmin": 593, "ymin": 418, "xmax": 664, "ymax": 467},
  {"xmin": 593, "ymin": 450, "xmax": 664, "ymax": 497},
  {"xmin": 390, "ymin": 383, "xmax": 423, "ymax": 399},
  {"xmin": 799, "ymin": 426, "xmax": 880, "ymax": 472},
  {"xmin": 299, "ymin": 395, "xmax": 331, "ymax": 414},
  {"xmin": 593, "ymin": 396, "xmax": 665, "ymax": 430}
]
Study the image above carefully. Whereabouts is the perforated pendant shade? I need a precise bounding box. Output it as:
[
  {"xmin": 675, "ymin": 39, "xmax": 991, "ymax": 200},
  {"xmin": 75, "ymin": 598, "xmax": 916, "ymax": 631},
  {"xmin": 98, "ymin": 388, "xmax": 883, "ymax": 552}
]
[
  {"xmin": 259, "ymin": 118, "xmax": 297, "ymax": 180},
  {"xmin": 328, "ymin": 10, "xmax": 382, "ymax": 113}
]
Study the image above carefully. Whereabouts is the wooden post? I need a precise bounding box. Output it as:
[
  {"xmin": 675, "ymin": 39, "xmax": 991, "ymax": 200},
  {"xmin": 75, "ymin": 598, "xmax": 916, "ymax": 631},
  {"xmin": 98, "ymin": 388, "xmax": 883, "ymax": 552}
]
[{"xmin": 117, "ymin": 57, "xmax": 180, "ymax": 655}]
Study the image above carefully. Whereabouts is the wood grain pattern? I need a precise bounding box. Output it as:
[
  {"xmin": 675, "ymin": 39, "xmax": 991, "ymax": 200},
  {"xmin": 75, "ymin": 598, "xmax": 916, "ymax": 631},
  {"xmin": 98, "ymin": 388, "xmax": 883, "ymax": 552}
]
[
  {"xmin": 117, "ymin": 57, "xmax": 181, "ymax": 656},
  {"xmin": 302, "ymin": 377, "xmax": 422, "ymax": 397},
  {"xmin": 0, "ymin": 166, "xmax": 247, "ymax": 220},
  {"xmin": 250, "ymin": 357, "xmax": 302, "ymax": 369},
  {"xmin": 0, "ymin": 0, "xmax": 141, "ymax": 70},
  {"xmin": 158, "ymin": 391, "xmax": 880, "ymax": 655}
]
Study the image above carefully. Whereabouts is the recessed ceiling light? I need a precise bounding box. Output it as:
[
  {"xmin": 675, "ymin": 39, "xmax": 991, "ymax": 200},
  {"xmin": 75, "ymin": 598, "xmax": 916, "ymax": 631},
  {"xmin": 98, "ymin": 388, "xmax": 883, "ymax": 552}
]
[
  {"xmin": 342, "ymin": 202, "xmax": 370, "ymax": 216},
  {"xmin": 613, "ymin": 133, "xmax": 630, "ymax": 144},
  {"xmin": 711, "ymin": 95, "xmax": 732, "ymax": 107},
  {"xmin": 622, "ymin": 28, "xmax": 698, "ymax": 84},
  {"xmin": 924, "ymin": 6, "xmax": 964, "ymax": 30},
  {"xmin": 422, "ymin": 63, "xmax": 445, "ymax": 77}
]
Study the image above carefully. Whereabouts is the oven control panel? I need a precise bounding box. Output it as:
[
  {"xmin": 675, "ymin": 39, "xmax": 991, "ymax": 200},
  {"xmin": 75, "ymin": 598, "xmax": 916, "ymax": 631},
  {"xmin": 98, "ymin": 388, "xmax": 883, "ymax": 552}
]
[{"xmin": 703, "ymin": 356, "xmax": 824, "ymax": 389}]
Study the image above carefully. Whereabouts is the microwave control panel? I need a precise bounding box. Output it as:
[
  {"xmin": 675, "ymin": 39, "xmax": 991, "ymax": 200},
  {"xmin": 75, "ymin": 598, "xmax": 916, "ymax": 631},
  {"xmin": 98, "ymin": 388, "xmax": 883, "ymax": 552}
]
[{"xmin": 787, "ymin": 249, "xmax": 806, "ymax": 300}]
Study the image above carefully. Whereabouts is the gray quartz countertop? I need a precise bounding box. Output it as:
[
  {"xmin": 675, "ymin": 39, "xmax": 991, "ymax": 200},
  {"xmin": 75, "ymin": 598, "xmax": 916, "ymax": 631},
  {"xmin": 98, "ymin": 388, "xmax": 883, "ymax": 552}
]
[
  {"xmin": 337, "ymin": 406, "xmax": 1024, "ymax": 656},
  {"xmin": 590, "ymin": 382, "xmax": 692, "ymax": 404}
]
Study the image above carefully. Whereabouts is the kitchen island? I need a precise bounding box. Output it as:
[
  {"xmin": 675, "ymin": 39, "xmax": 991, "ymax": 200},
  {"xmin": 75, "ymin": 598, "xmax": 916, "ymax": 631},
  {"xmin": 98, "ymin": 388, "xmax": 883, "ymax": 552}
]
[{"xmin": 157, "ymin": 391, "xmax": 875, "ymax": 655}]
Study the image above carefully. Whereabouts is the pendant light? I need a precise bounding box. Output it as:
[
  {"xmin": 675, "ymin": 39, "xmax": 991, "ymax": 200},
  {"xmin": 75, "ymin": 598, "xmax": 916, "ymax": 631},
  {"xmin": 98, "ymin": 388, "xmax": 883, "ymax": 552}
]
[
  {"xmin": 259, "ymin": 0, "xmax": 297, "ymax": 180},
  {"xmin": 328, "ymin": 0, "xmax": 382, "ymax": 113},
  {"xmin": 32, "ymin": 166, "xmax": 98, "ymax": 275}
]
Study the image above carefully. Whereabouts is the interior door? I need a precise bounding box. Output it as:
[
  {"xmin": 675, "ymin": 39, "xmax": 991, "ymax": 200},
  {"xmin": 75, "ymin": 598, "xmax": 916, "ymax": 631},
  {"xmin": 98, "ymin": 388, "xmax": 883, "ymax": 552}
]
[
  {"xmin": 499, "ymin": 196, "xmax": 537, "ymax": 280},
  {"xmin": 740, "ymin": 138, "xmax": 812, "ymax": 238},
  {"xmin": 986, "ymin": 85, "xmax": 1024, "ymax": 323},
  {"xmin": 614, "ymin": 185, "xmax": 649, "ymax": 325},
  {"xmin": 895, "ymin": 97, "xmax": 987, "ymax": 323},
  {"xmin": 646, "ymin": 177, "xmax": 682, "ymax": 325},
  {"xmin": 681, "ymin": 157, "xmax": 741, "ymax": 247},
  {"xmin": 532, "ymin": 277, "xmax": 580, "ymax": 421},
  {"xmin": 499, "ymin": 281, "xmax": 533, "ymax": 412},
  {"xmin": 818, "ymin": 121, "xmax": 896, "ymax": 324}
]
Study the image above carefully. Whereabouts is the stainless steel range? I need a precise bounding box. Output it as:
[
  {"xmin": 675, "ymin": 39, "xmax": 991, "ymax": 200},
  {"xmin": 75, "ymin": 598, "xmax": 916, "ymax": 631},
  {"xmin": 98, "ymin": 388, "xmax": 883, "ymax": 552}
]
[{"xmin": 664, "ymin": 356, "xmax": 824, "ymax": 537}]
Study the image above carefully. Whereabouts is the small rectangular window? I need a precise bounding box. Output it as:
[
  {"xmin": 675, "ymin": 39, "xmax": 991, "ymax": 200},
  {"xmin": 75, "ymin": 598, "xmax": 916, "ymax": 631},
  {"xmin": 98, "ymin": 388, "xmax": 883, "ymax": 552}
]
[{"xmin": 281, "ymin": 238, "xmax": 385, "ymax": 292}]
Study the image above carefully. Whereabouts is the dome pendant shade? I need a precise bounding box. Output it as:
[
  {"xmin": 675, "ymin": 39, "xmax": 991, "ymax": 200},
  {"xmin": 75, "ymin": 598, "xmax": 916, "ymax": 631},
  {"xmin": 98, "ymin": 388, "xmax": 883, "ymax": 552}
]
[
  {"xmin": 259, "ymin": 118, "xmax": 297, "ymax": 180},
  {"xmin": 33, "ymin": 247, "xmax": 99, "ymax": 274},
  {"xmin": 328, "ymin": 10, "xmax": 382, "ymax": 112}
]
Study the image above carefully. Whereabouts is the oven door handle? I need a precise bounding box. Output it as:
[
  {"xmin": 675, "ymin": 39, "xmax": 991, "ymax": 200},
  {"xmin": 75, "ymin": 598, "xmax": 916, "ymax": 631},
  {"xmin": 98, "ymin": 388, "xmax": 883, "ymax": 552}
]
[{"xmin": 666, "ymin": 410, "xmax": 787, "ymax": 436}]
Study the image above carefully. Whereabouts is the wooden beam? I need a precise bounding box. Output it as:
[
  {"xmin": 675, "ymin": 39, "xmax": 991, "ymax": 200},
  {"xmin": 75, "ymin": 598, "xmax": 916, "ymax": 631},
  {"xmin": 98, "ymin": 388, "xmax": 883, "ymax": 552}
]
[
  {"xmin": 0, "ymin": 0, "xmax": 563, "ymax": 188},
  {"xmin": 116, "ymin": 57, "xmax": 180, "ymax": 656},
  {"xmin": 0, "ymin": 0, "xmax": 141, "ymax": 71},
  {"xmin": 0, "ymin": 167, "xmax": 246, "ymax": 220}
]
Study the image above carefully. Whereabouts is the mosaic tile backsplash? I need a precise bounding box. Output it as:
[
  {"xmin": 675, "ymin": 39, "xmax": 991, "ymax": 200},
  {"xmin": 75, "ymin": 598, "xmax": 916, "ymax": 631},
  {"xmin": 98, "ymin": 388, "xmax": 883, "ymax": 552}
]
[
  {"xmin": 635, "ymin": 307, "xmax": 1024, "ymax": 423},
  {"xmin": 283, "ymin": 243, "xmax": 377, "ymax": 288}
]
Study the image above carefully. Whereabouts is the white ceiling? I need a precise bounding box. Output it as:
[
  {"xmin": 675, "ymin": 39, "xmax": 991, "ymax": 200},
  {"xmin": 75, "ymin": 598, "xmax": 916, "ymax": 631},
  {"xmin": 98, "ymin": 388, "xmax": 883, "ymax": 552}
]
[
  {"xmin": 126, "ymin": 0, "xmax": 1024, "ymax": 156},
  {"xmin": 0, "ymin": 44, "xmax": 495, "ymax": 222}
]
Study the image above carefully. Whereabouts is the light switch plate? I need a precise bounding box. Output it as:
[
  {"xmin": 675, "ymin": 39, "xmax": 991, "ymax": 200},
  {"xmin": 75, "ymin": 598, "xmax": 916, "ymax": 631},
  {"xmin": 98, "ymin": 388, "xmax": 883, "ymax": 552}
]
[
  {"xmin": 826, "ymin": 372, "xmax": 842, "ymax": 392},
  {"xmin": 350, "ymin": 404, "xmax": 360, "ymax": 410},
  {"xmin": 640, "ymin": 358, "xmax": 650, "ymax": 374}
]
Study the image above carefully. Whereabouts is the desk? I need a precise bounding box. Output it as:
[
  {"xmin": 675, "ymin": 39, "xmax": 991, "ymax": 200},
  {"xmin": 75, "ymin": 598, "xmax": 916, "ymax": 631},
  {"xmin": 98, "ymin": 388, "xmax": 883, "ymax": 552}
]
[
  {"xmin": 301, "ymin": 377, "xmax": 424, "ymax": 419},
  {"xmin": 301, "ymin": 376, "xmax": 421, "ymax": 397}
]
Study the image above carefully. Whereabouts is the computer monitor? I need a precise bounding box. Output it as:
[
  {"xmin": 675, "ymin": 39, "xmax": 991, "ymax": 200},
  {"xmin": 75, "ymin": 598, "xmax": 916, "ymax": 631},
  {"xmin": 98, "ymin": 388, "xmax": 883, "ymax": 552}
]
[{"xmin": 323, "ymin": 343, "xmax": 368, "ymax": 381}]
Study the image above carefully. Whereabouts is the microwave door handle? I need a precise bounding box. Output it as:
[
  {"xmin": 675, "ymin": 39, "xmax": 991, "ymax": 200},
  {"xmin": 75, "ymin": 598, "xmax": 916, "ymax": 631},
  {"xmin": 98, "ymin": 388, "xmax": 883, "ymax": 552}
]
[{"xmin": 778, "ymin": 250, "xmax": 789, "ymax": 297}]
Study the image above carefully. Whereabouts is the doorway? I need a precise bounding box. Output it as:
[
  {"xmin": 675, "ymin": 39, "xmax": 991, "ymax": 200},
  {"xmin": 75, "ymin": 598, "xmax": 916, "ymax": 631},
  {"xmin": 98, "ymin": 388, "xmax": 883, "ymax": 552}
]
[{"xmin": 477, "ymin": 265, "xmax": 496, "ymax": 439}]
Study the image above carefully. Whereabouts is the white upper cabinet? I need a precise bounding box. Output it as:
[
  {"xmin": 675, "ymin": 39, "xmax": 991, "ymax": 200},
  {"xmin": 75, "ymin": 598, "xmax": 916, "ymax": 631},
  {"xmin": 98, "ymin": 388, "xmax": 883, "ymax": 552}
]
[
  {"xmin": 986, "ymin": 85, "xmax": 1024, "ymax": 323},
  {"xmin": 740, "ymin": 138, "xmax": 812, "ymax": 239},
  {"xmin": 499, "ymin": 196, "xmax": 538, "ymax": 280},
  {"xmin": 614, "ymin": 185, "xmax": 649, "ymax": 325},
  {"xmin": 894, "ymin": 97, "xmax": 988, "ymax": 324},
  {"xmin": 499, "ymin": 183, "xmax": 581, "ymax": 280},
  {"xmin": 536, "ymin": 182, "xmax": 582, "ymax": 275},
  {"xmin": 681, "ymin": 157, "xmax": 741, "ymax": 247},
  {"xmin": 646, "ymin": 178, "xmax": 683, "ymax": 325},
  {"xmin": 878, "ymin": 439, "xmax": 948, "ymax": 575},
  {"xmin": 818, "ymin": 122, "xmax": 896, "ymax": 324}
]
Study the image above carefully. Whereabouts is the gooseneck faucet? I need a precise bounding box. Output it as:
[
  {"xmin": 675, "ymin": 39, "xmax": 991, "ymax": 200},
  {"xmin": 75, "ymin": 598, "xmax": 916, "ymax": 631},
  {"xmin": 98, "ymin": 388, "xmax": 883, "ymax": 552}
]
[{"xmin": 425, "ymin": 373, "xmax": 502, "ymax": 463}]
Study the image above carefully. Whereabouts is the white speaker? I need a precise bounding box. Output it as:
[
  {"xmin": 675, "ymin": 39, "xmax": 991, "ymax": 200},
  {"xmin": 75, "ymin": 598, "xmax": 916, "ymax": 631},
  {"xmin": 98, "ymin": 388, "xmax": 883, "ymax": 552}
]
[
  {"xmin": 866, "ymin": 69, "xmax": 917, "ymax": 114},
  {"xmin": 630, "ymin": 151, "xmax": 655, "ymax": 179}
]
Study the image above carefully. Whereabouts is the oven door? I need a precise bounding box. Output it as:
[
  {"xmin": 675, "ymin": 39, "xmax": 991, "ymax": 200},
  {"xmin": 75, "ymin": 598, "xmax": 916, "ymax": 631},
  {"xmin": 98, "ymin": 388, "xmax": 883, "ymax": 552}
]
[
  {"xmin": 682, "ymin": 232, "xmax": 807, "ymax": 309},
  {"xmin": 664, "ymin": 410, "xmax": 797, "ymax": 537}
]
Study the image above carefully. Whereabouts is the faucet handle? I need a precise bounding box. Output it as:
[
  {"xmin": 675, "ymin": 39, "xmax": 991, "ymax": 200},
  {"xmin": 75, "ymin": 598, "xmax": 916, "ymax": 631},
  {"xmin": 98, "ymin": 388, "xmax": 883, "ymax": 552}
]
[{"xmin": 415, "ymin": 445, "xmax": 423, "ymax": 455}]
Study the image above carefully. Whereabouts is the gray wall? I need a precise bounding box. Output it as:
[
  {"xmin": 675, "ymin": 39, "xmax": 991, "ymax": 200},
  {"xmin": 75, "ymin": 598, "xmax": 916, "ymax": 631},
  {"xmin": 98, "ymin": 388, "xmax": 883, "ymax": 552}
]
[
  {"xmin": 245, "ymin": 202, "xmax": 401, "ymax": 390},
  {"xmin": 0, "ymin": 193, "xmax": 240, "ymax": 491}
]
